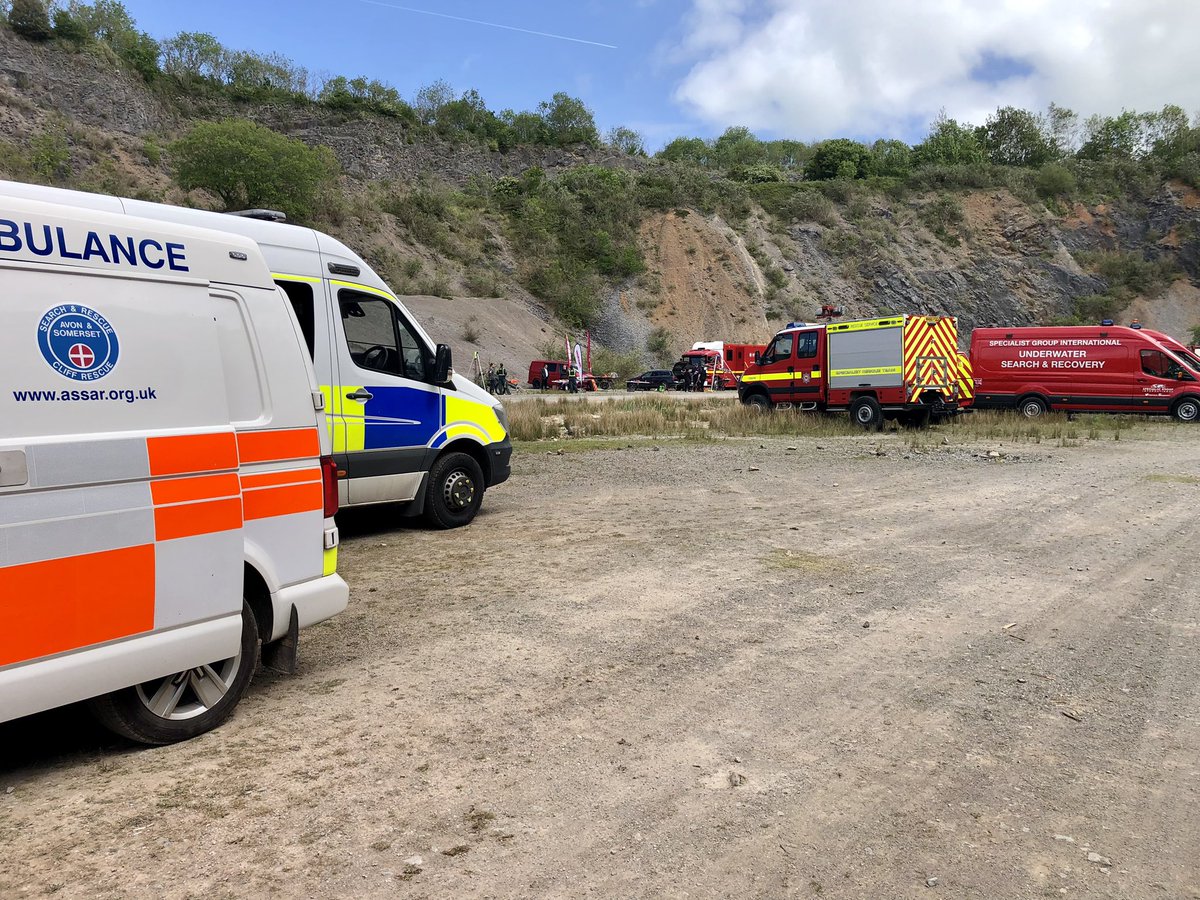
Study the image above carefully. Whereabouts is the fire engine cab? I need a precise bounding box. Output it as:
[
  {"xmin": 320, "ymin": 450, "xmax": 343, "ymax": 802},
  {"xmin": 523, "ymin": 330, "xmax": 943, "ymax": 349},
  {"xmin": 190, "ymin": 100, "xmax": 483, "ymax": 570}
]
[{"xmin": 738, "ymin": 315, "xmax": 974, "ymax": 428}]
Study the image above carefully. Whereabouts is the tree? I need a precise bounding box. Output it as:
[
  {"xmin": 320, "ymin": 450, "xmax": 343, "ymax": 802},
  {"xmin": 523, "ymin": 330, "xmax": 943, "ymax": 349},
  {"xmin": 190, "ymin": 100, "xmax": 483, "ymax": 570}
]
[
  {"xmin": 977, "ymin": 106, "xmax": 1055, "ymax": 166},
  {"xmin": 806, "ymin": 138, "xmax": 872, "ymax": 180},
  {"xmin": 413, "ymin": 79, "xmax": 455, "ymax": 126},
  {"xmin": 500, "ymin": 109, "xmax": 546, "ymax": 145},
  {"xmin": 913, "ymin": 112, "xmax": 986, "ymax": 166},
  {"xmin": 160, "ymin": 31, "xmax": 226, "ymax": 82},
  {"xmin": 52, "ymin": 7, "xmax": 88, "ymax": 44},
  {"xmin": 712, "ymin": 125, "xmax": 762, "ymax": 166},
  {"xmin": 658, "ymin": 136, "xmax": 708, "ymax": 164},
  {"xmin": 1078, "ymin": 110, "xmax": 1144, "ymax": 160},
  {"xmin": 606, "ymin": 125, "xmax": 645, "ymax": 156},
  {"xmin": 869, "ymin": 139, "xmax": 913, "ymax": 177},
  {"xmin": 9, "ymin": 0, "xmax": 52, "ymax": 41},
  {"xmin": 537, "ymin": 92, "xmax": 599, "ymax": 147},
  {"xmin": 171, "ymin": 119, "xmax": 339, "ymax": 221}
]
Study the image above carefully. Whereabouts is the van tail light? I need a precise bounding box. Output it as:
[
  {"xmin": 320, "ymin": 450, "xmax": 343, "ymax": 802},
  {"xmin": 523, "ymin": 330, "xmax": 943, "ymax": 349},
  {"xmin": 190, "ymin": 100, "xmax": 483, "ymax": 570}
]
[{"xmin": 321, "ymin": 455, "xmax": 339, "ymax": 517}]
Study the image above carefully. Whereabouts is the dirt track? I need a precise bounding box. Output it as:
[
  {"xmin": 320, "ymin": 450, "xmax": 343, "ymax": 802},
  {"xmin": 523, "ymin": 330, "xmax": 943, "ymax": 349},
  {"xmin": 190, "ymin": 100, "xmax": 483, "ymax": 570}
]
[{"xmin": 2, "ymin": 426, "xmax": 1199, "ymax": 899}]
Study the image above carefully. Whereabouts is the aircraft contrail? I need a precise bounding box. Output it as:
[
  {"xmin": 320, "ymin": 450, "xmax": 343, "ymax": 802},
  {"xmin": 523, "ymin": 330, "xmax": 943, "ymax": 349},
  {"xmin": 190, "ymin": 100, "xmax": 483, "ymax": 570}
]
[{"xmin": 357, "ymin": 0, "xmax": 618, "ymax": 49}]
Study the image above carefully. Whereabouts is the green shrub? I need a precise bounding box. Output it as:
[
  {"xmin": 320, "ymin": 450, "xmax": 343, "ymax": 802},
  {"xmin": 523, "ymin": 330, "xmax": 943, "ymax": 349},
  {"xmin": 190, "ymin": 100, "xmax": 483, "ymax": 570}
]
[
  {"xmin": 51, "ymin": 7, "xmax": 87, "ymax": 43},
  {"xmin": 171, "ymin": 119, "xmax": 338, "ymax": 220},
  {"xmin": 785, "ymin": 188, "xmax": 838, "ymax": 226},
  {"xmin": 29, "ymin": 129, "xmax": 69, "ymax": 181},
  {"xmin": 1035, "ymin": 163, "xmax": 1076, "ymax": 200},
  {"xmin": 647, "ymin": 326, "xmax": 672, "ymax": 363},
  {"xmin": 10, "ymin": 0, "xmax": 51, "ymax": 40}
]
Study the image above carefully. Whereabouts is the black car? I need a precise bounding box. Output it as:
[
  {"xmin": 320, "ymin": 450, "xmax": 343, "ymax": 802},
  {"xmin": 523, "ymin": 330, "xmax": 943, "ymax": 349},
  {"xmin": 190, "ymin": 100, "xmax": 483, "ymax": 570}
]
[{"xmin": 627, "ymin": 369, "xmax": 675, "ymax": 391}]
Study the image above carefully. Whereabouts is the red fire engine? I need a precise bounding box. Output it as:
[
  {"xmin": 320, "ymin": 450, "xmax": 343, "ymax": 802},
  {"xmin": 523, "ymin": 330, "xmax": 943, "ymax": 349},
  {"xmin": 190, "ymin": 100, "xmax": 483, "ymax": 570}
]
[
  {"xmin": 739, "ymin": 315, "xmax": 974, "ymax": 428},
  {"xmin": 672, "ymin": 342, "xmax": 766, "ymax": 390}
]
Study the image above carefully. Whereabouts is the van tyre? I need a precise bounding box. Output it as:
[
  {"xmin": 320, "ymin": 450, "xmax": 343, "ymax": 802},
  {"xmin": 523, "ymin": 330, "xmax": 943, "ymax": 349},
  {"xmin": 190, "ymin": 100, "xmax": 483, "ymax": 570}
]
[
  {"xmin": 87, "ymin": 601, "xmax": 259, "ymax": 745},
  {"xmin": 851, "ymin": 396, "xmax": 884, "ymax": 431},
  {"xmin": 1173, "ymin": 397, "xmax": 1200, "ymax": 423},
  {"xmin": 424, "ymin": 451, "xmax": 484, "ymax": 529},
  {"xmin": 1019, "ymin": 396, "xmax": 1047, "ymax": 418},
  {"xmin": 744, "ymin": 393, "xmax": 771, "ymax": 412}
]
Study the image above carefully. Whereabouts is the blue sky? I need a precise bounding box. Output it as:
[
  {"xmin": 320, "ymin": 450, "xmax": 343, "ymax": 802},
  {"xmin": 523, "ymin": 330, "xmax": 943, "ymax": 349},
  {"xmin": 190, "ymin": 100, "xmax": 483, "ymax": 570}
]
[
  {"xmin": 121, "ymin": 1, "xmax": 1200, "ymax": 150},
  {"xmin": 122, "ymin": 0, "xmax": 700, "ymax": 148}
]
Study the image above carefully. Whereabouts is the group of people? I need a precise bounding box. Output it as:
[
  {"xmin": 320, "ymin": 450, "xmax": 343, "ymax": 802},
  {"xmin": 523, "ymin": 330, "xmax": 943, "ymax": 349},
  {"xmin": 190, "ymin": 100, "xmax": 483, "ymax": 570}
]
[
  {"xmin": 682, "ymin": 365, "xmax": 710, "ymax": 392},
  {"xmin": 484, "ymin": 363, "xmax": 511, "ymax": 395},
  {"xmin": 540, "ymin": 364, "xmax": 579, "ymax": 392}
]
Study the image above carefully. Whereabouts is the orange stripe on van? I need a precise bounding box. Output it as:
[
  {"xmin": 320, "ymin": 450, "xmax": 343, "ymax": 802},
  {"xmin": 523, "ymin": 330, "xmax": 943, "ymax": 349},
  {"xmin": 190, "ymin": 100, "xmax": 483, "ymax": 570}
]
[
  {"xmin": 150, "ymin": 473, "xmax": 241, "ymax": 506},
  {"xmin": 237, "ymin": 429, "xmax": 320, "ymax": 464},
  {"xmin": 242, "ymin": 483, "xmax": 323, "ymax": 521},
  {"xmin": 154, "ymin": 497, "xmax": 243, "ymax": 541},
  {"xmin": 240, "ymin": 468, "xmax": 321, "ymax": 490},
  {"xmin": 0, "ymin": 545, "xmax": 155, "ymax": 668},
  {"xmin": 147, "ymin": 432, "xmax": 238, "ymax": 477}
]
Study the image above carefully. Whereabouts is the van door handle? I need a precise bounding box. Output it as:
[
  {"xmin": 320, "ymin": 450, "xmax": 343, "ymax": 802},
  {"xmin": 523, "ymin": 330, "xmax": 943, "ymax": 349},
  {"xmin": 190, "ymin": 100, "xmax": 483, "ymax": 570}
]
[{"xmin": 346, "ymin": 389, "xmax": 373, "ymax": 402}]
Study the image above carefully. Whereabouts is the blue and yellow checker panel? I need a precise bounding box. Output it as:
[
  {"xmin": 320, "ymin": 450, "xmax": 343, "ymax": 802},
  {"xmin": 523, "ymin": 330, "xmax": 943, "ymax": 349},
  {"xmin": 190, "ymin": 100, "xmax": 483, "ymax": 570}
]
[{"xmin": 320, "ymin": 383, "xmax": 505, "ymax": 454}]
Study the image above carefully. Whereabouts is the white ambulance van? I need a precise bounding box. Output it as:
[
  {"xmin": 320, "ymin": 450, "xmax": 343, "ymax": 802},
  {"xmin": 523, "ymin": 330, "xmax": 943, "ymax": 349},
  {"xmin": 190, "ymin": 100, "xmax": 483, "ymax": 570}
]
[
  {"xmin": 0, "ymin": 182, "xmax": 512, "ymax": 529},
  {"xmin": 0, "ymin": 195, "xmax": 349, "ymax": 744}
]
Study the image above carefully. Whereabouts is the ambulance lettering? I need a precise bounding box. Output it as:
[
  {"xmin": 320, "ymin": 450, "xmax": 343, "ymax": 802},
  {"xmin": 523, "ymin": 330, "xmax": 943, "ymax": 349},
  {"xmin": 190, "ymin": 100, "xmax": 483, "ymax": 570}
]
[
  {"xmin": 38, "ymin": 304, "xmax": 120, "ymax": 381},
  {"xmin": 0, "ymin": 219, "xmax": 188, "ymax": 271}
]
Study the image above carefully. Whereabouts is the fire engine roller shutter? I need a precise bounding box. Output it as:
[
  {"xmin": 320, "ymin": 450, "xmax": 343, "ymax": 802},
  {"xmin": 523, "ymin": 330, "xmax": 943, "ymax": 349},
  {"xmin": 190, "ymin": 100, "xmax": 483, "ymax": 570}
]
[{"xmin": 828, "ymin": 321, "xmax": 904, "ymax": 389}]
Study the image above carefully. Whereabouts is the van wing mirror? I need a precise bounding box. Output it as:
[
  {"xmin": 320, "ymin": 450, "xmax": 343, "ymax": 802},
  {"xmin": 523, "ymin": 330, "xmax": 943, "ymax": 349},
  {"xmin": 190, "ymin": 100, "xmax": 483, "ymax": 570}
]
[
  {"xmin": 753, "ymin": 352, "xmax": 762, "ymax": 364},
  {"xmin": 432, "ymin": 343, "xmax": 452, "ymax": 384}
]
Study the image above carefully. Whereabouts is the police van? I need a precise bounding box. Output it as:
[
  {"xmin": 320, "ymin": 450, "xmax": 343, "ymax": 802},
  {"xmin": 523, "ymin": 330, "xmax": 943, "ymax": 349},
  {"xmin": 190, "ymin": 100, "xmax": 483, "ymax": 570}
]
[
  {"xmin": 0, "ymin": 182, "xmax": 512, "ymax": 529},
  {"xmin": 0, "ymin": 195, "xmax": 349, "ymax": 743}
]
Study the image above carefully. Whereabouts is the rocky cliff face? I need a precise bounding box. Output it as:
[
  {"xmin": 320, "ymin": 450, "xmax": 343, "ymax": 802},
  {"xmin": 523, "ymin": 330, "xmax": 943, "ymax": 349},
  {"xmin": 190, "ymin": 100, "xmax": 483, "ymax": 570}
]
[{"xmin": 2, "ymin": 26, "xmax": 1198, "ymax": 368}]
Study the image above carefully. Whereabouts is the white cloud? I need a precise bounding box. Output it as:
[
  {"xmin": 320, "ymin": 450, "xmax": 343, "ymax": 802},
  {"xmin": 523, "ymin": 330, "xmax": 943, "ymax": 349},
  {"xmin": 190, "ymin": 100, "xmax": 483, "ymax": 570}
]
[{"xmin": 672, "ymin": 0, "xmax": 1200, "ymax": 140}]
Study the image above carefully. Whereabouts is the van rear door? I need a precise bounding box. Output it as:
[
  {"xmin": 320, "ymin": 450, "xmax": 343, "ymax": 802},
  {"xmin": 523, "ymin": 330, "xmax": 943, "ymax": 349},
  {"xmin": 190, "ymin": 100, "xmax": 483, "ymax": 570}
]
[{"xmin": 1, "ymin": 261, "xmax": 243, "ymax": 711}]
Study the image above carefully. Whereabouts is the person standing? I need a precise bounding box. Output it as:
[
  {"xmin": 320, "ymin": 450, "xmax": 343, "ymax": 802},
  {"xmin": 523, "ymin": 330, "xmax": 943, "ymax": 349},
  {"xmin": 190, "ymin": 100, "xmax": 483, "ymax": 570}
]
[
  {"xmin": 541, "ymin": 364, "xmax": 550, "ymax": 390},
  {"xmin": 567, "ymin": 366, "xmax": 578, "ymax": 394},
  {"xmin": 497, "ymin": 363, "xmax": 508, "ymax": 395}
]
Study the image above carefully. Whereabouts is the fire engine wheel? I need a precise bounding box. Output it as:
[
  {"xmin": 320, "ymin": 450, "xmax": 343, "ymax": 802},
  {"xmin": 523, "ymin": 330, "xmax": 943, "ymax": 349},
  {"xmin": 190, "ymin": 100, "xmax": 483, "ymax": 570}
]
[
  {"xmin": 1172, "ymin": 397, "xmax": 1200, "ymax": 423},
  {"xmin": 1018, "ymin": 396, "xmax": 1048, "ymax": 418},
  {"xmin": 87, "ymin": 601, "xmax": 259, "ymax": 745},
  {"xmin": 424, "ymin": 451, "xmax": 485, "ymax": 529},
  {"xmin": 851, "ymin": 396, "xmax": 884, "ymax": 431},
  {"xmin": 744, "ymin": 393, "xmax": 772, "ymax": 412}
]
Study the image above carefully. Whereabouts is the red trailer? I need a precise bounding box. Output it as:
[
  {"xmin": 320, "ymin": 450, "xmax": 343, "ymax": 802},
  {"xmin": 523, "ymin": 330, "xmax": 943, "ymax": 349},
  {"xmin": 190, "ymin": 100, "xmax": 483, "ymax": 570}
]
[{"xmin": 970, "ymin": 325, "xmax": 1200, "ymax": 422}]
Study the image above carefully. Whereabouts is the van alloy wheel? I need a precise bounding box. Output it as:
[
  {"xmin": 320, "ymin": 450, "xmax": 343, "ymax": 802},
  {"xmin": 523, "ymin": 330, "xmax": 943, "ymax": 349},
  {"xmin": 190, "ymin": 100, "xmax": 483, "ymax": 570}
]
[
  {"xmin": 87, "ymin": 601, "xmax": 259, "ymax": 745},
  {"xmin": 135, "ymin": 652, "xmax": 243, "ymax": 720}
]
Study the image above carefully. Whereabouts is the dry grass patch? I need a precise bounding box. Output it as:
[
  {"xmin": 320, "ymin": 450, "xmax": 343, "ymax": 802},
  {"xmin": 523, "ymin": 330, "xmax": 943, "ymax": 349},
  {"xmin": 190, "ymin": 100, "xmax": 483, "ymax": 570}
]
[{"xmin": 764, "ymin": 548, "xmax": 840, "ymax": 572}]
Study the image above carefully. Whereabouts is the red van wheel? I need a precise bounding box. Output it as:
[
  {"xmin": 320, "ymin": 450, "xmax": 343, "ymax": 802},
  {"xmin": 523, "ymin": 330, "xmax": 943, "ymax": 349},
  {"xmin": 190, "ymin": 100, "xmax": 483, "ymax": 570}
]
[
  {"xmin": 1173, "ymin": 397, "xmax": 1200, "ymax": 423},
  {"xmin": 1018, "ymin": 396, "xmax": 1047, "ymax": 418}
]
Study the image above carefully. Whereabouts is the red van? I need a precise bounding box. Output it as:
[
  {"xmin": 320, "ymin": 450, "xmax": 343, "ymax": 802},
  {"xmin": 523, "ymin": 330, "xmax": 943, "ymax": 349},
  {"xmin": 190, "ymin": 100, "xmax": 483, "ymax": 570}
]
[{"xmin": 970, "ymin": 325, "xmax": 1200, "ymax": 422}]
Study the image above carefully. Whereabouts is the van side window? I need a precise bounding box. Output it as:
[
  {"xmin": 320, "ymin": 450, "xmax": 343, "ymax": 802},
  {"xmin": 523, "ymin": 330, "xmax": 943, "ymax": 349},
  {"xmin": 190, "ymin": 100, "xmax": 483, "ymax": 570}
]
[
  {"xmin": 210, "ymin": 293, "xmax": 265, "ymax": 423},
  {"xmin": 276, "ymin": 280, "xmax": 316, "ymax": 360},
  {"xmin": 339, "ymin": 290, "xmax": 429, "ymax": 381},
  {"xmin": 1142, "ymin": 349, "xmax": 1191, "ymax": 381},
  {"xmin": 795, "ymin": 331, "xmax": 819, "ymax": 360}
]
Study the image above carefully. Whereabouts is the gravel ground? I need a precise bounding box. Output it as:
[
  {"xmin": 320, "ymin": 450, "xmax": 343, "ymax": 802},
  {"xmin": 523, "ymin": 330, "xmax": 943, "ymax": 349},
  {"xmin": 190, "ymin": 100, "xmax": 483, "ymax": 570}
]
[{"xmin": 1, "ymin": 425, "xmax": 1198, "ymax": 899}]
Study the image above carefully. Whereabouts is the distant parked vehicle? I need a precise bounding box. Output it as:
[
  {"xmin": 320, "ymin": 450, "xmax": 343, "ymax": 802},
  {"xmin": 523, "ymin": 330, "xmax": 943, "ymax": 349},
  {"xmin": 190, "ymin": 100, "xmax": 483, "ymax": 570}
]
[{"xmin": 627, "ymin": 370, "xmax": 675, "ymax": 391}]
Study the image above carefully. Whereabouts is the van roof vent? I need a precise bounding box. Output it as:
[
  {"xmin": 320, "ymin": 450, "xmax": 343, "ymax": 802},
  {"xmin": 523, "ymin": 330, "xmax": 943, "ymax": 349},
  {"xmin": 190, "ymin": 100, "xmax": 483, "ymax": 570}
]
[{"xmin": 227, "ymin": 209, "xmax": 287, "ymax": 222}]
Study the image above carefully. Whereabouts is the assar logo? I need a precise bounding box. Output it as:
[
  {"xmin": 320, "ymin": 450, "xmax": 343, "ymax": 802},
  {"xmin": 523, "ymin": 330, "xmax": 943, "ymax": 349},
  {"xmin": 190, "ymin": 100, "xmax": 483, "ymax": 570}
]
[{"xmin": 37, "ymin": 305, "xmax": 120, "ymax": 381}]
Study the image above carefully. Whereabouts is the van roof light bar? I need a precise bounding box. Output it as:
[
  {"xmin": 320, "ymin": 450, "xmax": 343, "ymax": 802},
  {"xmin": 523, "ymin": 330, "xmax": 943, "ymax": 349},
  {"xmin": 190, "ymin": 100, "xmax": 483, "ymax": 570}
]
[{"xmin": 227, "ymin": 209, "xmax": 287, "ymax": 222}]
